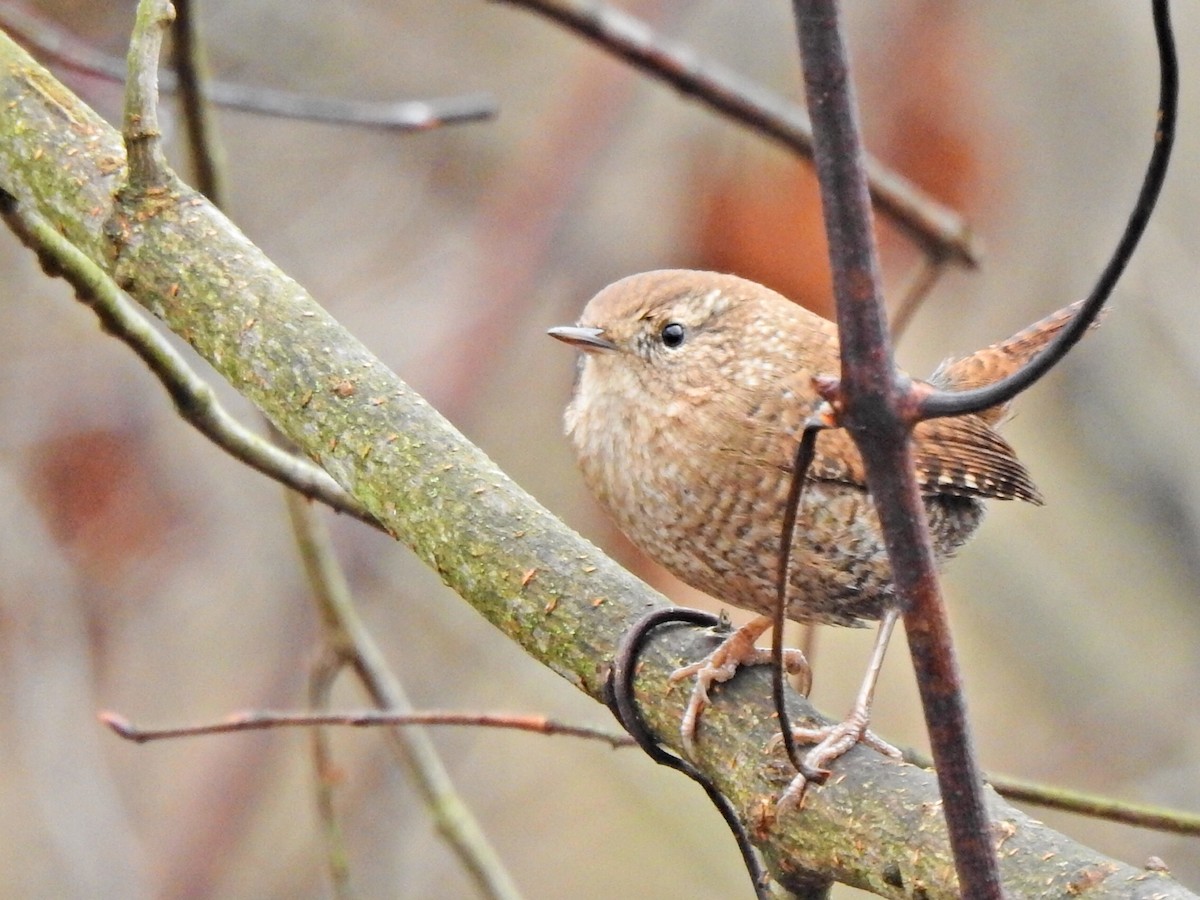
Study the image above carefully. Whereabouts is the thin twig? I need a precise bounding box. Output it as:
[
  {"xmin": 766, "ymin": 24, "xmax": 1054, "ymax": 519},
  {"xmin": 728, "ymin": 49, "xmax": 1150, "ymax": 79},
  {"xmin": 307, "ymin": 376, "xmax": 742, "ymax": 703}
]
[
  {"xmin": 0, "ymin": 190, "xmax": 377, "ymax": 526},
  {"xmin": 0, "ymin": 2, "xmax": 495, "ymax": 131},
  {"xmin": 991, "ymin": 775, "xmax": 1200, "ymax": 838},
  {"xmin": 171, "ymin": 0, "xmax": 226, "ymax": 201},
  {"xmin": 902, "ymin": 750, "xmax": 1200, "ymax": 838},
  {"xmin": 495, "ymin": 0, "xmax": 980, "ymax": 267},
  {"xmin": 916, "ymin": 0, "xmax": 1176, "ymax": 421},
  {"xmin": 123, "ymin": 0, "xmax": 174, "ymax": 189},
  {"xmin": 790, "ymin": 1, "xmax": 1001, "ymax": 895},
  {"xmin": 605, "ymin": 607, "xmax": 781, "ymax": 900},
  {"xmin": 99, "ymin": 709, "xmax": 636, "ymax": 748},
  {"xmin": 283, "ymin": 490, "xmax": 527, "ymax": 900},
  {"xmin": 309, "ymin": 653, "xmax": 356, "ymax": 900},
  {"xmin": 772, "ymin": 423, "xmax": 824, "ymax": 778},
  {"xmin": 889, "ymin": 253, "xmax": 948, "ymax": 340}
]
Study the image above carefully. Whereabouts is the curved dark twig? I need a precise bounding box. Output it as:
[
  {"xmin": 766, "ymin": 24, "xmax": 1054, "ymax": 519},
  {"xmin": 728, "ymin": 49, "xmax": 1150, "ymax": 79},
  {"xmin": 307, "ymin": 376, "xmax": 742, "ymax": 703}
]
[
  {"xmin": 917, "ymin": 0, "xmax": 1176, "ymax": 421},
  {"xmin": 771, "ymin": 421, "xmax": 825, "ymax": 782},
  {"xmin": 605, "ymin": 607, "xmax": 773, "ymax": 900}
]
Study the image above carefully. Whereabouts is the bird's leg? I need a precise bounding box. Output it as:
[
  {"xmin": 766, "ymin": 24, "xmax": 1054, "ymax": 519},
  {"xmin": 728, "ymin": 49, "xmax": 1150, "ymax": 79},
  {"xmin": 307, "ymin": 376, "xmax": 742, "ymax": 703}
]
[
  {"xmin": 777, "ymin": 607, "xmax": 903, "ymax": 810},
  {"xmin": 669, "ymin": 614, "xmax": 811, "ymax": 758}
]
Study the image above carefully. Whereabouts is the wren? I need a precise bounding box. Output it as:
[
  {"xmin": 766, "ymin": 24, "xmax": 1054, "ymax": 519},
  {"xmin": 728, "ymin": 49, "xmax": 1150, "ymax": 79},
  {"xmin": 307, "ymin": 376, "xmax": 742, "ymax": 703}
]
[{"xmin": 550, "ymin": 269, "xmax": 1076, "ymax": 776}]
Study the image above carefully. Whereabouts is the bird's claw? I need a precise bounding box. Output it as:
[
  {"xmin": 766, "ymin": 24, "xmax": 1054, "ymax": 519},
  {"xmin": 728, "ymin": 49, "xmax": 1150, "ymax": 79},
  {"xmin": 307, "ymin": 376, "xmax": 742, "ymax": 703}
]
[
  {"xmin": 669, "ymin": 618, "xmax": 809, "ymax": 758},
  {"xmin": 774, "ymin": 719, "xmax": 902, "ymax": 813}
]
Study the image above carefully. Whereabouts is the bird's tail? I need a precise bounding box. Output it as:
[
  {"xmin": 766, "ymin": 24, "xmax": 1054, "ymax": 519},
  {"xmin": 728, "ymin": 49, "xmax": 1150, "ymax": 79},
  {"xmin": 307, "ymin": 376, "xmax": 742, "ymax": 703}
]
[{"xmin": 929, "ymin": 299, "xmax": 1098, "ymax": 425}]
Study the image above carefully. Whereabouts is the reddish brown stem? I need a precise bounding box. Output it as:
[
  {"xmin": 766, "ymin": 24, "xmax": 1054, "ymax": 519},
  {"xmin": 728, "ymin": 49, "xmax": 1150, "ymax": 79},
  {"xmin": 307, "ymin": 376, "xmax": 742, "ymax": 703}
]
[
  {"xmin": 789, "ymin": 1, "xmax": 1001, "ymax": 896},
  {"xmin": 99, "ymin": 709, "xmax": 635, "ymax": 747}
]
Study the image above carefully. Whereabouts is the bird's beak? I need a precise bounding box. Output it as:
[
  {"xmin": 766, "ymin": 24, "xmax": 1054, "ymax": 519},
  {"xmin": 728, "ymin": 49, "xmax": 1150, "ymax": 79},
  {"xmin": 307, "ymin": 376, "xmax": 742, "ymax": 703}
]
[{"xmin": 547, "ymin": 325, "xmax": 617, "ymax": 352}]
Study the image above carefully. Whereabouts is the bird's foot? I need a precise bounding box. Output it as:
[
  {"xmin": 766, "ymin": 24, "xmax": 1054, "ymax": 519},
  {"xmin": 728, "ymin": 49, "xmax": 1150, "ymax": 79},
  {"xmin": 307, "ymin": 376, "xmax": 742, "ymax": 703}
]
[
  {"xmin": 772, "ymin": 607, "xmax": 903, "ymax": 812},
  {"xmin": 668, "ymin": 615, "xmax": 810, "ymax": 758},
  {"xmin": 772, "ymin": 714, "xmax": 902, "ymax": 813}
]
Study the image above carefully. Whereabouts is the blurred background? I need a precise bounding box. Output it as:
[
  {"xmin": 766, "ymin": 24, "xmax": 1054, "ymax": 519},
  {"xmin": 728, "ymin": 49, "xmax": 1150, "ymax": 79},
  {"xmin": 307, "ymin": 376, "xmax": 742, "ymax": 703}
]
[{"xmin": 1, "ymin": 1, "xmax": 1198, "ymax": 897}]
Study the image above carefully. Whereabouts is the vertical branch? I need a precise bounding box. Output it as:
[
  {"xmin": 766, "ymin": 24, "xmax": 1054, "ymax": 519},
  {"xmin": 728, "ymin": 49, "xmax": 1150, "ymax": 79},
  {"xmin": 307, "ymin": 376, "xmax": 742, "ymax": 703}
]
[
  {"xmin": 172, "ymin": 0, "xmax": 227, "ymax": 201},
  {"xmin": 789, "ymin": 2, "xmax": 1001, "ymax": 897},
  {"xmin": 123, "ymin": 0, "xmax": 175, "ymax": 189},
  {"xmin": 309, "ymin": 653, "xmax": 356, "ymax": 900}
]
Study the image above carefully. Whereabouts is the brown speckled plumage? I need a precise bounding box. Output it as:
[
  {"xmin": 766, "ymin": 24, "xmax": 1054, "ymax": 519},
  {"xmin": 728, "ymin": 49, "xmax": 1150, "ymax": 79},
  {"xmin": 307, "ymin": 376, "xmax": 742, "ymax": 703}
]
[{"xmin": 552, "ymin": 270, "xmax": 1065, "ymax": 627}]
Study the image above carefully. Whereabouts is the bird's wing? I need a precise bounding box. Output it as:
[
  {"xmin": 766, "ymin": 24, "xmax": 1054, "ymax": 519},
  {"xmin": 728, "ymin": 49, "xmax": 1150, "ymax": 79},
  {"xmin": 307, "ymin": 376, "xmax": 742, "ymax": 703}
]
[
  {"xmin": 710, "ymin": 298, "xmax": 1077, "ymax": 505},
  {"xmin": 795, "ymin": 413, "xmax": 1042, "ymax": 504},
  {"xmin": 910, "ymin": 414, "xmax": 1042, "ymax": 503},
  {"xmin": 721, "ymin": 366, "xmax": 1042, "ymax": 504}
]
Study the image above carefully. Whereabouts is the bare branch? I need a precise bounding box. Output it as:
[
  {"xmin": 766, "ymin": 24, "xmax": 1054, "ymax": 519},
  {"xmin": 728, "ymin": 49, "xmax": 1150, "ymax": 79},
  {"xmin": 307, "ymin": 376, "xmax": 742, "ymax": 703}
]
[
  {"xmin": 902, "ymin": 751, "xmax": 1200, "ymax": 838},
  {"xmin": 0, "ymin": 190, "xmax": 376, "ymax": 526},
  {"xmin": 789, "ymin": 1, "xmax": 999, "ymax": 894},
  {"xmin": 171, "ymin": 0, "xmax": 226, "ymax": 201},
  {"xmin": 122, "ymin": 0, "xmax": 174, "ymax": 189},
  {"xmin": 308, "ymin": 654, "xmax": 356, "ymax": 900},
  {"xmin": 494, "ymin": 0, "xmax": 981, "ymax": 267},
  {"xmin": 0, "ymin": 2, "xmax": 496, "ymax": 130},
  {"xmin": 100, "ymin": 709, "xmax": 636, "ymax": 748}
]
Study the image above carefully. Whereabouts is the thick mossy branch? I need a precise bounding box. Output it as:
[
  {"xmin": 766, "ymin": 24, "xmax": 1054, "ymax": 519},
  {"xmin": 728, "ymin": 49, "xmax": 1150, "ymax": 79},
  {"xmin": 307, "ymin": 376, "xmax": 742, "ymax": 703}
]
[{"xmin": 0, "ymin": 31, "xmax": 1192, "ymax": 899}]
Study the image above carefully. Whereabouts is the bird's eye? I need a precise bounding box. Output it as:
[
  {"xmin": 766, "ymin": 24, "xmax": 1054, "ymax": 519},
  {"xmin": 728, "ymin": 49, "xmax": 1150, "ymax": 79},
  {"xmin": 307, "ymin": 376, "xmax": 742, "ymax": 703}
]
[{"xmin": 660, "ymin": 322, "xmax": 686, "ymax": 348}]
